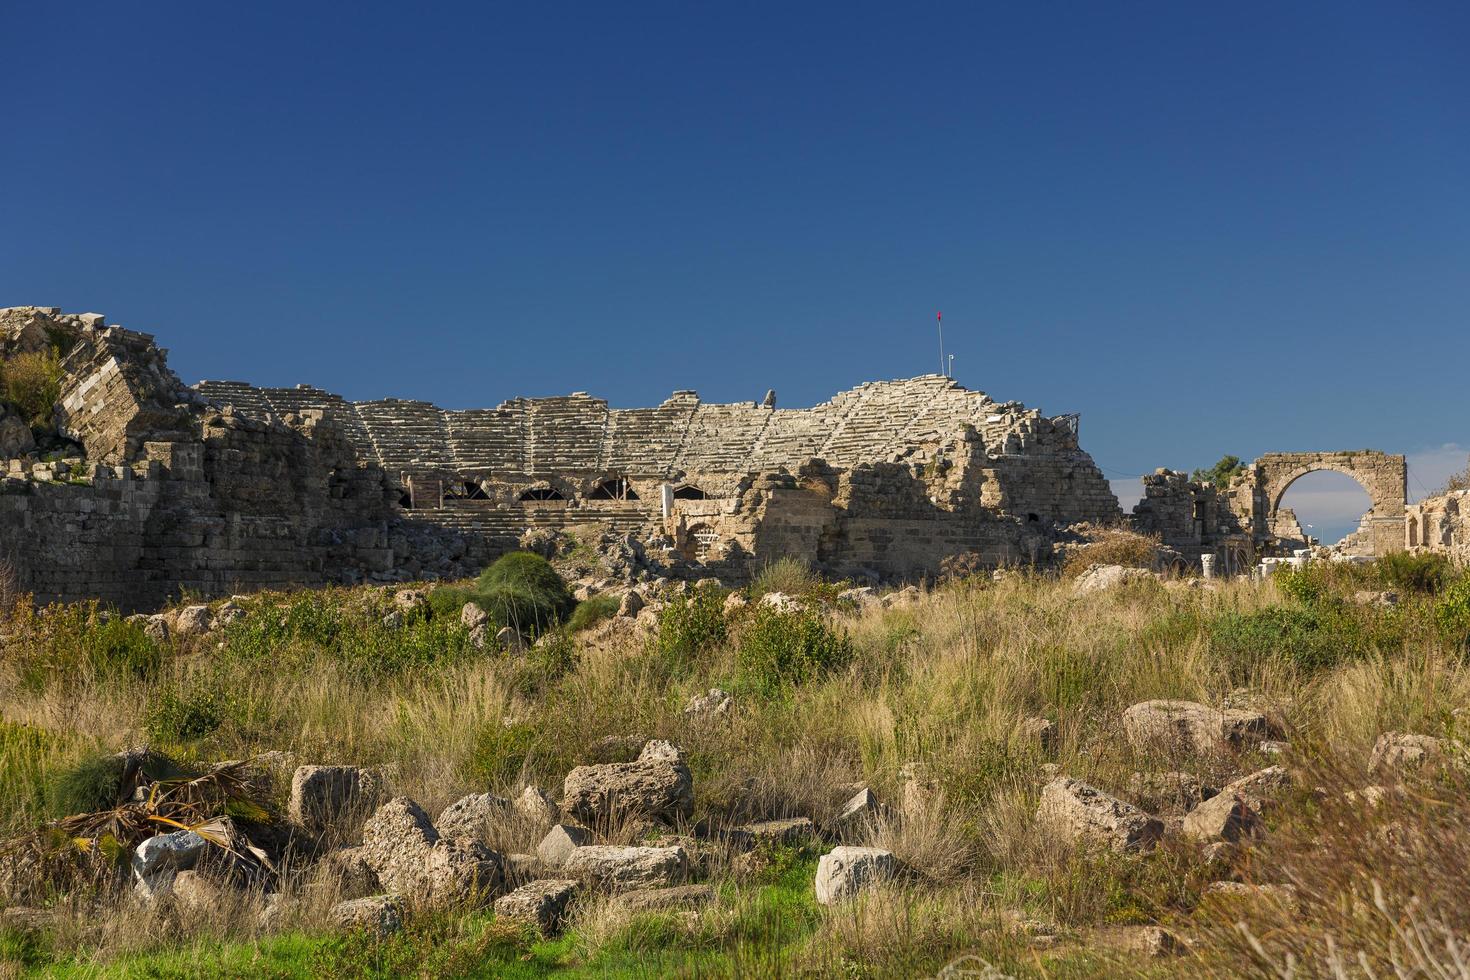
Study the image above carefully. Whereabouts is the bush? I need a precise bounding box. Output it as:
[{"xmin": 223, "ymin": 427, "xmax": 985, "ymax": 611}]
[
  {"xmin": 568, "ymin": 594, "xmax": 619, "ymax": 632},
  {"xmin": 477, "ymin": 552, "xmax": 574, "ymax": 620},
  {"xmin": 47, "ymin": 750, "xmax": 188, "ymax": 817},
  {"xmin": 751, "ymin": 558, "xmax": 820, "ymax": 599},
  {"xmin": 2, "ymin": 349, "xmax": 63, "ymax": 431},
  {"xmin": 656, "ymin": 585, "xmax": 728, "ymax": 665},
  {"xmin": 736, "ymin": 606, "xmax": 852, "ymax": 695},
  {"xmin": 1375, "ymin": 551, "xmax": 1455, "ymax": 595},
  {"xmin": 1208, "ymin": 605, "xmax": 1357, "ymax": 674},
  {"xmin": 1435, "ymin": 578, "xmax": 1470, "ymax": 642},
  {"xmin": 145, "ymin": 685, "xmax": 236, "ymax": 742}
]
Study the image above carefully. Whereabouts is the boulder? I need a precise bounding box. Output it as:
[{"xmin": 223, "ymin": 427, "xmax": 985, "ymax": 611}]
[
  {"xmin": 170, "ymin": 870, "xmax": 229, "ymax": 915},
  {"xmin": 683, "ymin": 688, "xmax": 732, "ymax": 719},
  {"xmin": 536, "ymin": 824, "xmax": 594, "ymax": 867},
  {"xmin": 289, "ymin": 765, "xmax": 388, "ymax": 835},
  {"xmin": 360, "ymin": 797, "xmax": 503, "ymax": 906},
  {"xmin": 213, "ymin": 601, "xmax": 247, "ymax": 628},
  {"xmin": 830, "ymin": 788, "xmax": 881, "ymax": 837},
  {"xmin": 737, "ymin": 817, "xmax": 814, "ymax": 845},
  {"xmin": 172, "ymin": 604, "xmax": 213, "ymax": 638},
  {"xmin": 133, "ymin": 830, "xmax": 208, "ymax": 881},
  {"xmin": 1122, "ymin": 700, "xmax": 1270, "ymax": 756},
  {"xmin": 0, "ymin": 407, "xmax": 34, "ymax": 458},
  {"xmin": 562, "ymin": 740, "xmax": 693, "ymax": 825},
  {"xmin": 618, "ymin": 883, "xmax": 715, "ymax": 913},
  {"xmin": 723, "ymin": 593, "xmax": 749, "ymax": 615},
  {"xmin": 1370, "ymin": 732, "xmax": 1445, "ymax": 774},
  {"xmin": 1125, "ymin": 771, "xmax": 1216, "ymax": 816},
  {"xmin": 492, "ymin": 879, "xmax": 578, "ymax": 934},
  {"xmin": 514, "ymin": 786, "xmax": 559, "ymax": 825},
  {"xmin": 1181, "ymin": 766, "xmax": 1291, "ymax": 843},
  {"xmin": 331, "ymin": 895, "xmax": 405, "ymax": 936},
  {"xmin": 321, "ymin": 846, "xmax": 380, "ymax": 898},
  {"xmin": 436, "ymin": 793, "xmax": 510, "ymax": 841},
  {"xmin": 562, "ymin": 845, "xmax": 688, "ymax": 891},
  {"xmin": 461, "ymin": 602, "xmax": 489, "ymax": 630},
  {"xmin": 617, "ymin": 591, "xmax": 644, "ymax": 618},
  {"xmin": 1036, "ymin": 777, "xmax": 1163, "ymax": 854},
  {"xmin": 1073, "ymin": 565, "xmax": 1154, "ymax": 595},
  {"xmin": 814, "ymin": 846, "xmax": 897, "ymax": 905},
  {"xmin": 759, "ymin": 592, "xmax": 801, "ymax": 612}
]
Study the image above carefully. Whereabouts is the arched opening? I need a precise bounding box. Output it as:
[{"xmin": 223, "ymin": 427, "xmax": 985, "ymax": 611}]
[
  {"xmin": 673, "ymin": 484, "xmax": 707, "ymax": 500},
  {"xmin": 519, "ymin": 487, "xmax": 566, "ymax": 502},
  {"xmin": 1026, "ymin": 513, "xmax": 1040, "ymax": 524},
  {"xmin": 1408, "ymin": 515, "xmax": 1420, "ymax": 548},
  {"xmin": 1275, "ymin": 470, "xmax": 1373, "ymax": 547},
  {"xmin": 590, "ymin": 477, "xmax": 639, "ymax": 501}
]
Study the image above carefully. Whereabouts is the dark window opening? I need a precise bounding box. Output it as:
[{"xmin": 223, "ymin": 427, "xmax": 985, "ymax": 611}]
[
  {"xmin": 673, "ymin": 484, "xmax": 707, "ymax": 500},
  {"xmin": 1026, "ymin": 513, "xmax": 1041, "ymax": 523},
  {"xmin": 590, "ymin": 477, "xmax": 639, "ymax": 501},
  {"xmin": 1193, "ymin": 501, "xmax": 1207, "ymax": 521},
  {"xmin": 463, "ymin": 481, "xmax": 488, "ymax": 500},
  {"xmin": 398, "ymin": 491, "xmax": 413, "ymax": 509},
  {"xmin": 519, "ymin": 487, "xmax": 565, "ymax": 501}
]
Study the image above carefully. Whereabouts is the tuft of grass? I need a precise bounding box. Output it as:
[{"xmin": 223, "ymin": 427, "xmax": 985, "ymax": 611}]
[
  {"xmin": 1061, "ymin": 525, "xmax": 1160, "ymax": 579},
  {"xmin": 567, "ymin": 594, "xmax": 619, "ymax": 633}
]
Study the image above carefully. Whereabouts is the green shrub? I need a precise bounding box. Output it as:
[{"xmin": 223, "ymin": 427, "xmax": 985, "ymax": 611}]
[
  {"xmin": 2, "ymin": 348, "xmax": 63, "ymax": 431},
  {"xmin": 477, "ymin": 552, "xmax": 574, "ymax": 618},
  {"xmin": 1435, "ymin": 578, "xmax": 1470, "ymax": 642},
  {"xmin": 467, "ymin": 721, "xmax": 539, "ymax": 787},
  {"xmin": 426, "ymin": 585, "xmax": 473, "ymax": 619},
  {"xmin": 1375, "ymin": 552, "xmax": 1455, "ymax": 595},
  {"xmin": 568, "ymin": 593, "xmax": 619, "ymax": 632},
  {"xmin": 46, "ymin": 750, "xmax": 188, "ymax": 817},
  {"xmin": 656, "ymin": 585, "xmax": 728, "ymax": 664},
  {"xmin": 145, "ymin": 685, "xmax": 236, "ymax": 742},
  {"xmin": 736, "ymin": 606, "xmax": 853, "ymax": 695},
  {"xmin": 1208, "ymin": 605, "xmax": 1355, "ymax": 674}
]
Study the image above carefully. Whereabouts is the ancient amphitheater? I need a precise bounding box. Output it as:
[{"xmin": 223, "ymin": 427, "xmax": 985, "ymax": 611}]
[{"xmin": 0, "ymin": 306, "xmax": 1463, "ymax": 608}]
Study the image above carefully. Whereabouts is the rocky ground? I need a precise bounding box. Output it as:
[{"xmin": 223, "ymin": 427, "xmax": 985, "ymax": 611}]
[{"xmin": 3, "ymin": 552, "xmax": 1470, "ymax": 977}]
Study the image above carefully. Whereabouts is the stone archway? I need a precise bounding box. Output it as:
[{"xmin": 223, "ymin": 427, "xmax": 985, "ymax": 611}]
[{"xmin": 1255, "ymin": 451, "xmax": 1406, "ymax": 556}]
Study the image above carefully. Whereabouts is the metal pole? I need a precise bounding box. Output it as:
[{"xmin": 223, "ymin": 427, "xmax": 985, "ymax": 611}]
[{"xmin": 937, "ymin": 311, "xmax": 944, "ymax": 376}]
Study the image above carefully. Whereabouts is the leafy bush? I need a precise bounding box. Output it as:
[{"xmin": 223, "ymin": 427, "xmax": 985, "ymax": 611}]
[
  {"xmin": 426, "ymin": 585, "xmax": 473, "ymax": 619},
  {"xmin": 656, "ymin": 585, "xmax": 728, "ymax": 665},
  {"xmin": 145, "ymin": 685, "xmax": 237, "ymax": 742},
  {"xmin": 568, "ymin": 593, "xmax": 619, "ymax": 632},
  {"xmin": 1190, "ymin": 454, "xmax": 1246, "ymax": 490},
  {"xmin": 1208, "ymin": 605, "xmax": 1358, "ymax": 674},
  {"xmin": 736, "ymin": 606, "xmax": 852, "ymax": 695},
  {"xmin": 1, "ymin": 348, "xmax": 63, "ymax": 431},
  {"xmin": 1435, "ymin": 578, "xmax": 1470, "ymax": 642},
  {"xmin": 1375, "ymin": 551, "xmax": 1455, "ymax": 595}
]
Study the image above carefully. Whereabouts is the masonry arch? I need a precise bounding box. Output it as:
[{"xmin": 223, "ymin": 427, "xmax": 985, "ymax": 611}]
[
  {"xmin": 1255, "ymin": 451, "xmax": 1406, "ymax": 556},
  {"xmin": 589, "ymin": 476, "xmax": 639, "ymax": 501}
]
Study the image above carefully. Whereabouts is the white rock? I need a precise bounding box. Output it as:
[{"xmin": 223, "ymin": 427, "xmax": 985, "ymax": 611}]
[{"xmin": 814, "ymin": 846, "xmax": 896, "ymax": 905}]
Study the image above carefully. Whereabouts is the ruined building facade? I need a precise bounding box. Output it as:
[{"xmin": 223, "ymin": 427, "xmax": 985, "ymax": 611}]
[
  {"xmin": 0, "ymin": 307, "xmax": 1121, "ymax": 608},
  {"xmin": 1131, "ymin": 451, "xmax": 1412, "ymax": 570}
]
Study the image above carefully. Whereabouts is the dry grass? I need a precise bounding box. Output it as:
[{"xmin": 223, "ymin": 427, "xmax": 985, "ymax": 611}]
[{"xmin": 1, "ymin": 565, "xmax": 1468, "ymax": 975}]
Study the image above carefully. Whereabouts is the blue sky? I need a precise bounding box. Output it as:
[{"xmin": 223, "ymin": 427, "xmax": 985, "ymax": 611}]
[{"xmin": 4, "ymin": 3, "xmax": 1467, "ymax": 540}]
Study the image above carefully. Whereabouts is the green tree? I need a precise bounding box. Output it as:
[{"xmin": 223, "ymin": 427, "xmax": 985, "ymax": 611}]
[{"xmin": 1191, "ymin": 455, "xmax": 1246, "ymax": 490}]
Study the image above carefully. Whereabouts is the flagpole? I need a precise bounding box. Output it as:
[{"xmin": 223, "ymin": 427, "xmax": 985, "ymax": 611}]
[{"xmin": 937, "ymin": 310, "xmax": 944, "ymax": 376}]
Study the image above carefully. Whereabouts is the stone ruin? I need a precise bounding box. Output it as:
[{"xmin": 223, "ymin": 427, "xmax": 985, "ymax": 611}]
[
  {"xmin": 0, "ymin": 306, "xmax": 1122, "ymax": 609},
  {"xmin": 1132, "ymin": 451, "xmax": 1414, "ymax": 572}
]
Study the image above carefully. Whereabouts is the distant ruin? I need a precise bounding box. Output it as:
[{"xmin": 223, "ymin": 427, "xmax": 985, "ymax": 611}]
[
  {"xmin": 0, "ymin": 305, "xmax": 1461, "ymax": 609},
  {"xmin": 1133, "ymin": 451, "xmax": 1412, "ymax": 572}
]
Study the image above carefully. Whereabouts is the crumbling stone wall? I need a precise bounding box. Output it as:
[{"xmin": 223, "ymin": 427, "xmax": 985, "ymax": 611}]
[
  {"xmin": 1132, "ymin": 450, "xmax": 1409, "ymax": 570},
  {"xmin": 1, "ymin": 306, "xmax": 1126, "ymax": 605},
  {"xmin": 1407, "ymin": 491, "xmax": 1470, "ymax": 566}
]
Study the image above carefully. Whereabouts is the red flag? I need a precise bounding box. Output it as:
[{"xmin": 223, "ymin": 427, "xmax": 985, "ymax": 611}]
[{"xmin": 936, "ymin": 310, "xmax": 942, "ymax": 321}]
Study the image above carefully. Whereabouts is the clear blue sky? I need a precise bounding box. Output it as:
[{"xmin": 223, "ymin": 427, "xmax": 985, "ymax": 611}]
[{"xmin": 4, "ymin": 3, "xmax": 1467, "ymax": 537}]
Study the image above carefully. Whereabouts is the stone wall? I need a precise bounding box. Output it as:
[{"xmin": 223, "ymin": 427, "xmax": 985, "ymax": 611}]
[
  {"xmin": 1, "ymin": 306, "xmax": 1128, "ymax": 605},
  {"xmin": 1407, "ymin": 490, "xmax": 1470, "ymax": 566}
]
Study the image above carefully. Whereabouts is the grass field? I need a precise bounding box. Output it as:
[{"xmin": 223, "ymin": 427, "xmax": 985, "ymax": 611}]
[{"xmin": 4, "ymin": 553, "xmax": 1470, "ymax": 978}]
